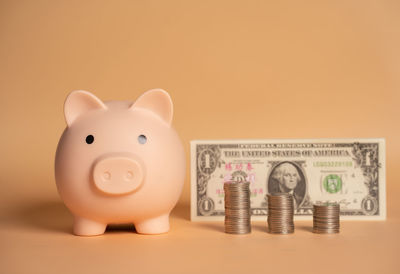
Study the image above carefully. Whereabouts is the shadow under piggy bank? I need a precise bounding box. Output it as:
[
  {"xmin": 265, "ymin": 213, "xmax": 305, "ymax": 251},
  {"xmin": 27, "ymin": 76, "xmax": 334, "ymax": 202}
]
[
  {"xmin": 15, "ymin": 200, "xmax": 73, "ymax": 234},
  {"xmin": 16, "ymin": 200, "xmax": 190, "ymax": 235}
]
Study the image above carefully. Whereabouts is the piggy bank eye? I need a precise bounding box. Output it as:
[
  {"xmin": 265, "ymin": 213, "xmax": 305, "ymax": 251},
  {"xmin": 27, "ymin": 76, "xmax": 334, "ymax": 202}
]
[
  {"xmin": 138, "ymin": 135, "xmax": 147, "ymax": 144},
  {"xmin": 85, "ymin": 135, "xmax": 94, "ymax": 144}
]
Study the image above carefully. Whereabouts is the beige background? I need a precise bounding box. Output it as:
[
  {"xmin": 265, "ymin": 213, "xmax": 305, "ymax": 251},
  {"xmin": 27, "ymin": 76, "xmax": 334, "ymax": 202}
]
[{"xmin": 1, "ymin": 1, "xmax": 400, "ymax": 273}]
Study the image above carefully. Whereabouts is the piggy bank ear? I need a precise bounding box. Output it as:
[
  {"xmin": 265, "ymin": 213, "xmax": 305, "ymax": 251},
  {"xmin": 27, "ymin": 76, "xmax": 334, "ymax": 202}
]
[
  {"xmin": 130, "ymin": 89, "xmax": 173, "ymax": 126},
  {"xmin": 64, "ymin": 90, "xmax": 107, "ymax": 126}
]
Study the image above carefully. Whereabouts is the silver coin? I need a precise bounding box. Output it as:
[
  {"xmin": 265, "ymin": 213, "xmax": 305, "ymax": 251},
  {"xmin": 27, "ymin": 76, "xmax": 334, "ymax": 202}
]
[
  {"xmin": 312, "ymin": 203, "xmax": 340, "ymax": 234},
  {"xmin": 266, "ymin": 193, "xmax": 295, "ymax": 234},
  {"xmin": 224, "ymin": 181, "xmax": 252, "ymax": 234}
]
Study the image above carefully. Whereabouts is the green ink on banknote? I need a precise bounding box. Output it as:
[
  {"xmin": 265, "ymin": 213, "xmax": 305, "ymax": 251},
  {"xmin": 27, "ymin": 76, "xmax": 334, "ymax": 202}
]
[{"xmin": 323, "ymin": 174, "xmax": 342, "ymax": 193}]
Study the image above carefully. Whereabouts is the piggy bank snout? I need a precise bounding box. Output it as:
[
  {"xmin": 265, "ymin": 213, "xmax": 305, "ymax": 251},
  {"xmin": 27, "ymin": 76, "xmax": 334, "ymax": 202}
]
[{"xmin": 93, "ymin": 155, "xmax": 144, "ymax": 195}]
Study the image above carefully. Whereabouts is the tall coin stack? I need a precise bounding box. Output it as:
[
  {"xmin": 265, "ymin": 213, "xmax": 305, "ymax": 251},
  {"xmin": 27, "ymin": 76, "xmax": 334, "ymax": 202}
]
[
  {"xmin": 313, "ymin": 202, "xmax": 340, "ymax": 234},
  {"xmin": 224, "ymin": 181, "xmax": 251, "ymax": 234},
  {"xmin": 267, "ymin": 193, "xmax": 295, "ymax": 234}
]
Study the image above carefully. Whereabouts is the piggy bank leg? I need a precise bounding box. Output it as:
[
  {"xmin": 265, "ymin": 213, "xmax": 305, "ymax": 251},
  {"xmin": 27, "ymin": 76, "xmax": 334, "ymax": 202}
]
[
  {"xmin": 73, "ymin": 216, "xmax": 107, "ymax": 236},
  {"xmin": 135, "ymin": 214, "xmax": 170, "ymax": 234}
]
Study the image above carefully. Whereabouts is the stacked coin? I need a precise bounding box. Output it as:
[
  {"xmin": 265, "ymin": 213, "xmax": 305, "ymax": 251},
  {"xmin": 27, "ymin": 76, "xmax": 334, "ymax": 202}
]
[
  {"xmin": 224, "ymin": 181, "xmax": 251, "ymax": 234},
  {"xmin": 267, "ymin": 193, "xmax": 295, "ymax": 234},
  {"xmin": 313, "ymin": 202, "xmax": 340, "ymax": 234}
]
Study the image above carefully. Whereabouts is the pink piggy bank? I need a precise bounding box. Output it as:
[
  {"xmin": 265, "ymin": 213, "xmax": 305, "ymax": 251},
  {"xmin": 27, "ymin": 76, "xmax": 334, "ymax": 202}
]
[{"xmin": 55, "ymin": 89, "xmax": 185, "ymax": 236}]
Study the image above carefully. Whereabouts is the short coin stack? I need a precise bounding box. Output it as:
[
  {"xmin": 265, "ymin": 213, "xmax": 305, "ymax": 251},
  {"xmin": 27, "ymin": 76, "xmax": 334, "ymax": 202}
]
[
  {"xmin": 224, "ymin": 181, "xmax": 251, "ymax": 234},
  {"xmin": 267, "ymin": 193, "xmax": 295, "ymax": 234},
  {"xmin": 313, "ymin": 202, "xmax": 340, "ymax": 234}
]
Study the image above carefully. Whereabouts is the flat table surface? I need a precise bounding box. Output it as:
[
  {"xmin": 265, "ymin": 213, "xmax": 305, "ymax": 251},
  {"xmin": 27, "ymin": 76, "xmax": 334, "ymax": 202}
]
[{"xmin": 1, "ymin": 199, "xmax": 399, "ymax": 274}]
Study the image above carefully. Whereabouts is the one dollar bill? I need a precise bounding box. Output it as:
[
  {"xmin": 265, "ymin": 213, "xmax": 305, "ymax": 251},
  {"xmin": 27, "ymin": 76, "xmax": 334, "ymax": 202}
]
[{"xmin": 190, "ymin": 139, "xmax": 386, "ymax": 221}]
